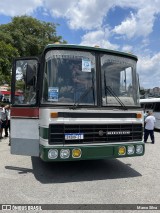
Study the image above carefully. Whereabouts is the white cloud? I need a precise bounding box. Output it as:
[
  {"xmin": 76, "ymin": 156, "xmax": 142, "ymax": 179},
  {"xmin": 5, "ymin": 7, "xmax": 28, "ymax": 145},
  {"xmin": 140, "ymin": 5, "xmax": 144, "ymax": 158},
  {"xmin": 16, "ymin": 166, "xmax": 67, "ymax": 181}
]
[
  {"xmin": 135, "ymin": 5, "xmax": 156, "ymax": 37},
  {"xmin": 44, "ymin": 0, "xmax": 75, "ymax": 18},
  {"xmin": 80, "ymin": 29, "xmax": 119, "ymax": 50},
  {"xmin": 121, "ymin": 45, "xmax": 133, "ymax": 52},
  {"xmin": 112, "ymin": 12, "xmax": 137, "ymax": 39},
  {"xmin": 66, "ymin": 0, "xmax": 113, "ymax": 30},
  {"xmin": 0, "ymin": 0, "xmax": 43, "ymax": 16},
  {"xmin": 113, "ymin": 2, "xmax": 159, "ymax": 39},
  {"xmin": 44, "ymin": 0, "xmax": 114, "ymax": 30},
  {"xmin": 43, "ymin": 0, "xmax": 160, "ymax": 37},
  {"xmin": 0, "ymin": 0, "xmax": 160, "ymax": 38},
  {"xmin": 138, "ymin": 53, "xmax": 160, "ymax": 88}
]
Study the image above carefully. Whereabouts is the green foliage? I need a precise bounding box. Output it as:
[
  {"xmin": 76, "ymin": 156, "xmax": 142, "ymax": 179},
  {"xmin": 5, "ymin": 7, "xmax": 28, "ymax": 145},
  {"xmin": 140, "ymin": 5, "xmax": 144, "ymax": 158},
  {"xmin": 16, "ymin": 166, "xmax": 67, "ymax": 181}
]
[
  {"xmin": 0, "ymin": 41, "xmax": 19, "ymax": 85},
  {"xmin": 6, "ymin": 16, "xmax": 66, "ymax": 56},
  {"xmin": 15, "ymin": 80, "xmax": 25, "ymax": 91},
  {"xmin": 0, "ymin": 15, "xmax": 67, "ymax": 84},
  {"xmin": 140, "ymin": 87, "xmax": 145, "ymax": 95}
]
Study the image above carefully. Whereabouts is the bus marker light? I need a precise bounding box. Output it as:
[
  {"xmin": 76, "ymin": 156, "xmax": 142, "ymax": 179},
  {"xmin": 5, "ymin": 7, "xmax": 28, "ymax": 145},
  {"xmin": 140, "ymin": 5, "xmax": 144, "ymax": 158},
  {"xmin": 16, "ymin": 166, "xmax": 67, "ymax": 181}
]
[
  {"xmin": 72, "ymin": 149, "xmax": 82, "ymax": 158},
  {"xmin": 127, "ymin": 145, "xmax": 135, "ymax": 155},
  {"xmin": 50, "ymin": 112, "xmax": 58, "ymax": 118},
  {"xmin": 118, "ymin": 146, "xmax": 126, "ymax": 155},
  {"xmin": 60, "ymin": 149, "xmax": 70, "ymax": 159},
  {"xmin": 136, "ymin": 145, "xmax": 143, "ymax": 154},
  {"xmin": 136, "ymin": 113, "xmax": 142, "ymax": 119},
  {"xmin": 48, "ymin": 149, "xmax": 58, "ymax": 159}
]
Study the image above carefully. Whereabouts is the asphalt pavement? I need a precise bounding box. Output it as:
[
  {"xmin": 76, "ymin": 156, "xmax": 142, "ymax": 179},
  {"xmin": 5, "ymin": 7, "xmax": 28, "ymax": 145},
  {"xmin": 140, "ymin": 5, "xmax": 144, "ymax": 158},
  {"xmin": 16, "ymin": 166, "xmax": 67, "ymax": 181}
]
[{"xmin": 0, "ymin": 132, "xmax": 160, "ymax": 212}]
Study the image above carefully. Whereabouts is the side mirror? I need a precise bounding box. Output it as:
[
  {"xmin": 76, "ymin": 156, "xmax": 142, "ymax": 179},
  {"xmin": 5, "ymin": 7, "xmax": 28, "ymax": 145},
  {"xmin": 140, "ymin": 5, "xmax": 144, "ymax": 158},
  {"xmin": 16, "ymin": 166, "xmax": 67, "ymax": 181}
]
[
  {"xmin": 26, "ymin": 63, "xmax": 36, "ymax": 86},
  {"xmin": 12, "ymin": 57, "xmax": 38, "ymax": 105}
]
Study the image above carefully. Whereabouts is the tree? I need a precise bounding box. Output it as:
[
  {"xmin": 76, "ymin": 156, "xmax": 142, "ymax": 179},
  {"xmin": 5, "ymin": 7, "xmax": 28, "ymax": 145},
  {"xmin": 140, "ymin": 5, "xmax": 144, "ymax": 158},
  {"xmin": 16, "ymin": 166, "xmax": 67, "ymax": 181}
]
[
  {"xmin": 0, "ymin": 15, "xmax": 67, "ymax": 84},
  {"xmin": 0, "ymin": 41, "xmax": 19, "ymax": 85},
  {"xmin": 5, "ymin": 16, "xmax": 67, "ymax": 56}
]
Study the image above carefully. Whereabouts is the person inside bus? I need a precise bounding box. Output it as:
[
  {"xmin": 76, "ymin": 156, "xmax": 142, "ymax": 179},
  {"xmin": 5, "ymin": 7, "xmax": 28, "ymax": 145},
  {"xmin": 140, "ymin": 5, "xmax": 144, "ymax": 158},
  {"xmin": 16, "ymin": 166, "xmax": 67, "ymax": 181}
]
[
  {"xmin": 57, "ymin": 62, "xmax": 75, "ymax": 102},
  {"xmin": 71, "ymin": 63, "xmax": 92, "ymax": 102},
  {"xmin": 144, "ymin": 111, "xmax": 156, "ymax": 144}
]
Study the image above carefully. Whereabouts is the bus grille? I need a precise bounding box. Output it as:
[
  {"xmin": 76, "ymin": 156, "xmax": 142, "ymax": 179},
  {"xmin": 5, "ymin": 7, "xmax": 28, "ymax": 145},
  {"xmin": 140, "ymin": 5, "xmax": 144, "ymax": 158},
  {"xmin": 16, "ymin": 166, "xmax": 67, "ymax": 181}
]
[{"xmin": 48, "ymin": 124, "xmax": 143, "ymax": 145}]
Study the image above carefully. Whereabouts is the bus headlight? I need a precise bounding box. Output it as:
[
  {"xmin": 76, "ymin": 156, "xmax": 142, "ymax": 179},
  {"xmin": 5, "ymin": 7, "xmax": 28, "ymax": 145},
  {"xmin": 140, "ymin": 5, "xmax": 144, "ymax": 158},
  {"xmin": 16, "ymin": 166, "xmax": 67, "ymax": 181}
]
[
  {"xmin": 48, "ymin": 149, "xmax": 58, "ymax": 159},
  {"xmin": 60, "ymin": 149, "xmax": 70, "ymax": 159},
  {"xmin": 118, "ymin": 146, "xmax": 126, "ymax": 155},
  {"xmin": 136, "ymin": 145, "xmax": 143, "ymax": 154},
  {"xmin": 127, "ymin": 145, "xmax": 135, "ymax": 155},
  {"xmin": 72, "ymin": 149, "xmax": 82, "ymax": 158}
]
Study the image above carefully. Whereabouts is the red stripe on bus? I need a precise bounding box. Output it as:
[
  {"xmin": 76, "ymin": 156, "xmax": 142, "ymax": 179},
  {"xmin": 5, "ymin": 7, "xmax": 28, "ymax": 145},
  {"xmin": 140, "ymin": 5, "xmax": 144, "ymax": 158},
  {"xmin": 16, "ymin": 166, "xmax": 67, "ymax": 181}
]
[{"xmin": 11, "ymin": 107, "xmax": 39, "ymax": 118}]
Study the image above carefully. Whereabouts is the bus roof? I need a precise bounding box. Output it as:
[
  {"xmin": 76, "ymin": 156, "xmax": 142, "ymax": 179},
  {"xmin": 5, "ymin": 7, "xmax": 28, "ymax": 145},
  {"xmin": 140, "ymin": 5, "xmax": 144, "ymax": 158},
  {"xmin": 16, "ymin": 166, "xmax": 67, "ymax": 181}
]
[
  {"xmin": 140, "ymin": 98, "xmax": 160, "ymax": 103},
  {"xmin": 44, "ymin": 44, "xmax": 138, "ymax": 61}
]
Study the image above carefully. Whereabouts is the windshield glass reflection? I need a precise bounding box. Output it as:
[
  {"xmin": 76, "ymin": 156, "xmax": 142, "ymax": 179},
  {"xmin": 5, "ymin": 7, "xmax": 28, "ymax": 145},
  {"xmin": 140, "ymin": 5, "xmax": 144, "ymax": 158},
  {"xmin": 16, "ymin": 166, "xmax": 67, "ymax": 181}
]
[
  {"xmin": 42, "ymin": 50, "xmax": 96, "ymax": 105},
  {"xmin": 101, "ymin": 54, "xmax": 139, "ymax": 106}
]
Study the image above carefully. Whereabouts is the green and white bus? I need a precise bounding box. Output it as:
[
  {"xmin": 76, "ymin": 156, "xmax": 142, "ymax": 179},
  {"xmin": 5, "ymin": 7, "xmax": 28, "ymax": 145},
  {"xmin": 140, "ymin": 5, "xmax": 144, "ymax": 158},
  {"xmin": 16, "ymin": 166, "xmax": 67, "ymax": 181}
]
[{"xmin": 10, "ymin": 44, "xmax": 144, "ymax": 161}]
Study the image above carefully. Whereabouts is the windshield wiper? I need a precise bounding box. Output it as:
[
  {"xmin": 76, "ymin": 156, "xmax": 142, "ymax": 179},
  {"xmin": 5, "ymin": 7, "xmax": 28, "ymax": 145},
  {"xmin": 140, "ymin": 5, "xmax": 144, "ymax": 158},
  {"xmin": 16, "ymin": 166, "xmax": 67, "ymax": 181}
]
[
  {"xmin": 104, "ymin": 73, "xmax": 128, "ymax": 110},
  {"xmin": 70, "ymin": 69, "xmax": 95, "ymax": 109},
  {"xmin": 70, "ymin": 85, "xmax": 95, "ymax": 109}
]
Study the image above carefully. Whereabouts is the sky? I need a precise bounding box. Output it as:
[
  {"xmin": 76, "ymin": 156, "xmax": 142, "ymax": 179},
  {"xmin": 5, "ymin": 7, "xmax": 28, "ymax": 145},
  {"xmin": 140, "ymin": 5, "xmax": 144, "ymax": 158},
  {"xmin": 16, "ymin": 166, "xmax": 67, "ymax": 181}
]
[{"xmin": 0, "ymin": 0, "xmax": 160, "ymax": 89}]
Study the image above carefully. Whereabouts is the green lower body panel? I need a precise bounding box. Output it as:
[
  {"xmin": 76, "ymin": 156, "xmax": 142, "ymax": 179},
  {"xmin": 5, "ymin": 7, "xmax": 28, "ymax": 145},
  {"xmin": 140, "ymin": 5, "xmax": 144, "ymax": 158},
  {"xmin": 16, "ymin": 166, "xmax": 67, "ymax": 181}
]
[{"xmin": 39, "ymin": 142, "xmax": 145, "ymax": 162}]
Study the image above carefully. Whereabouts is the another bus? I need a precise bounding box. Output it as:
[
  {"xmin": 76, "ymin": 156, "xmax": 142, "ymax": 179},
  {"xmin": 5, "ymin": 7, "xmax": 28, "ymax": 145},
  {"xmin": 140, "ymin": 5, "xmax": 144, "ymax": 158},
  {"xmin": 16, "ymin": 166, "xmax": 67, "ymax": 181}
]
[
  {"xmin": 10, "ymin": 44, "xmax": 144, "ymax": 161},
  {"xmin": 140, "ymin": 98, "xmax": 160, "ymax": 129}
]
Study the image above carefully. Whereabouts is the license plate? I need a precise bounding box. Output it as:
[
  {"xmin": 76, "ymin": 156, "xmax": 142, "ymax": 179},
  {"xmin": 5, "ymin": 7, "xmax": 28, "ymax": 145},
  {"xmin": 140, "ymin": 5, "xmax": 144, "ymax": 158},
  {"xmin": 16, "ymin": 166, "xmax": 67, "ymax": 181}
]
[{"xmin": 65, "ymin": 133, "xmax": 84, "ymax": 140}]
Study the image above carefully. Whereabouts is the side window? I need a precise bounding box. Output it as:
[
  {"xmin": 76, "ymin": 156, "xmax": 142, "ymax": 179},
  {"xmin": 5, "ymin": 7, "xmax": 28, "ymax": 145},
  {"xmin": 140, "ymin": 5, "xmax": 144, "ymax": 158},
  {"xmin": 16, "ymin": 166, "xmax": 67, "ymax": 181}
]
[
  {"xmin": 120, "ymin": 68, "xmax": 133, "ymax": 96},
  {"xmin": 12, "ymin": 59, "xmax": 38, "ymax": 105},
  {"xmin": 145, "ymin": 103, "xmax": 153, "ymax": 110},
  {"xmin": 154, "ymin": 103, "xmax": 160, "ymax": 112}
]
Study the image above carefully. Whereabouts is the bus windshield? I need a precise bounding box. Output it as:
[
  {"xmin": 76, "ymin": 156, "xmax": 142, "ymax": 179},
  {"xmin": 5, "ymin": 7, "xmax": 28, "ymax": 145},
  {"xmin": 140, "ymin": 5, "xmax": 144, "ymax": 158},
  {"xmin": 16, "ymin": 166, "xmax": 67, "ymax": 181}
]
[
  {"xmin": 101, "ymin": 54, "xmax": 139, "ymax": 106},
  {"xmin": 41, "ymin": 50, "xmax": 96, "ymax": 105},
  {"xmin": 41, "ymin": 49, "xmax": 139, "ymax": 107}
]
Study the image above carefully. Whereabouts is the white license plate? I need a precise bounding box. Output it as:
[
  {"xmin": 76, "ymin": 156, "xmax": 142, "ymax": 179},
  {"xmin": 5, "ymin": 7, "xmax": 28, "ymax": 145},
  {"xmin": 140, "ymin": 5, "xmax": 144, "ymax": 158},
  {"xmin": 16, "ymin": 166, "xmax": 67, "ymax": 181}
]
[{"xmin": 65, "ymin": 133, "xmax": 84, "ymax": 140}]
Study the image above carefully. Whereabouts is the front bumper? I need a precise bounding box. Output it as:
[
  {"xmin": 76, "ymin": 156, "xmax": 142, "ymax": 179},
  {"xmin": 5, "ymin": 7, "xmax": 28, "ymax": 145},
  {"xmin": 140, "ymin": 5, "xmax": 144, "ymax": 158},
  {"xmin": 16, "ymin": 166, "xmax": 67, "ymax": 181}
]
[{"xmin": 39, "ymin": 142, "xmax": 145, "ymax": 162}]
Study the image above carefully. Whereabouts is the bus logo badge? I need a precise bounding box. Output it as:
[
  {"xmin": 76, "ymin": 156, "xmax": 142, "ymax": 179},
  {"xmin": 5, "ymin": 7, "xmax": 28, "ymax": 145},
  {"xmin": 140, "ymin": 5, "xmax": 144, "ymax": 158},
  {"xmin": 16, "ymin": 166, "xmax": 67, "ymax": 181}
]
[
  {"xmin": 106, "ymin": 131, "xmax": 130, "ymax": 135},
  {"xmin": 98, "ymin": 130, "xmax": 104, "ymax": 136}
]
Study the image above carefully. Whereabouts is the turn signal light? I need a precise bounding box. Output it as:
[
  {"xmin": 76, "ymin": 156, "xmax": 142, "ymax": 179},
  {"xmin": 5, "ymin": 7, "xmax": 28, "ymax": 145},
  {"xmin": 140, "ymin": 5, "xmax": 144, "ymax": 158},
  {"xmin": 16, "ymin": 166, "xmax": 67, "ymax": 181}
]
[
  {"xmin": 72, "ymin": 149, "xmax": 82, "ymax": 158},
  {"xmin": 136, "ymin": 113, "xmax": 142, "ymax": 119},
  {"xmin": 118, "ymin": 146, "xmax": 126, "ymax": 155},
  {"xmin": 50, "ymin": 112, "xmax": 58, "ymax": 118}
]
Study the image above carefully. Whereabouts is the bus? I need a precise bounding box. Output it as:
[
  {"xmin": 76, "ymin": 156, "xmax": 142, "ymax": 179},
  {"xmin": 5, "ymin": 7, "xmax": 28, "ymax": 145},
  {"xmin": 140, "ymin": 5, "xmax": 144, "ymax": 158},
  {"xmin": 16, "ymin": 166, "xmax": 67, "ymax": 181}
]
[
  {"xmin": 140, "ymin": 98, "xmax": 160, "ymax": 129},
  {"xmin": 10, "ymin": 44, "xmax": 144, "ymax": 161}
]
